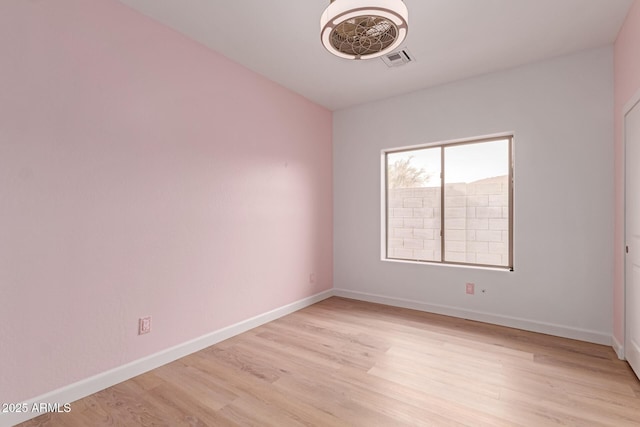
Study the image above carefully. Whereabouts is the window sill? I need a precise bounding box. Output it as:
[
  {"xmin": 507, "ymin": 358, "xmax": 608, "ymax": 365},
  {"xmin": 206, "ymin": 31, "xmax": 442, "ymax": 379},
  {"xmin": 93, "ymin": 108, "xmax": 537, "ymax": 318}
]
[{"xmin": 381, "ymin": 257, "xmax": 513, "ymax": 272}]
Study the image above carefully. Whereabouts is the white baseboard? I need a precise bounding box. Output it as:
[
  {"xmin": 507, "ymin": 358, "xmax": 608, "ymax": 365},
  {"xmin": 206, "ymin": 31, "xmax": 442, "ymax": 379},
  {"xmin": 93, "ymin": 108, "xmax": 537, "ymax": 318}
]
[
  {"xmin": 612, "ymin": 334, "xmax": 625, "ymax": 360},
  {"xmin": 333, "ymin": 288, "xmax": 612, "ymax": 346},
  {"xmin": 1, "ymin": 289, "xmax": 333, "ymax": 427}
]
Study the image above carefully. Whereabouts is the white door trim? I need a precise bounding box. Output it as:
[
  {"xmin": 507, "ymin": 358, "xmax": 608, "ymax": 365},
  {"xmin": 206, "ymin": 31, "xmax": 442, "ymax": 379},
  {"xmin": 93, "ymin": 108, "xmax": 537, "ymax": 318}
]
[
  {"xmin": 623, "ymin": 87, "xmax": 640, "ymax": 363},
  {"xmin": 624, "ymin": 88, "xmax": 640, "ymax": 115}
]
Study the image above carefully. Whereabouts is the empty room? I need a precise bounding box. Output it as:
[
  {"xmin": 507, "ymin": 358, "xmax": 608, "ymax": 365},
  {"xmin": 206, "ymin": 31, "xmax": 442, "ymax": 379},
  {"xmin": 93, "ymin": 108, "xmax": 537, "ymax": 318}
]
[{"xmin": 2, "ymin": 0, "xmax": 640, "ymax": 425}]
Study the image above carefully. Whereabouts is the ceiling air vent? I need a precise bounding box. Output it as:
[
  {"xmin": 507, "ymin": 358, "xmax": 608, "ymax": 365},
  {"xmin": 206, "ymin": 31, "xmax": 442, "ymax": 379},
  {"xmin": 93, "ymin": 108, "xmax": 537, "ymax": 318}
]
[{"xmin": 381, "ymin": 48, "xmax": 413, "ymax": 67}]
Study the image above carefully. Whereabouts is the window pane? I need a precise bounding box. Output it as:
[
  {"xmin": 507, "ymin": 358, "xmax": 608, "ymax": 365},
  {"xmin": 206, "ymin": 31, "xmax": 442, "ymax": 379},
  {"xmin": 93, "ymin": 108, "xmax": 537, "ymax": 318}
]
[
  {"xmin": 386, "ymin": 148, "xmax": 441, "ymax": 261},
  {"xmin": 443, "ymin": 139, "xmax": 510, "ymax": 266}
]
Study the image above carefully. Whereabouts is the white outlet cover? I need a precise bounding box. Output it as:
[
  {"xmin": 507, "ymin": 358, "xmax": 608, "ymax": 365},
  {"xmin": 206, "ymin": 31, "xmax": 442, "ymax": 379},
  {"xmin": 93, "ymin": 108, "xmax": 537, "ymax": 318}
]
[{"xmin": 139, "ymin": 316, "xmax": 151, "ymax": 335}]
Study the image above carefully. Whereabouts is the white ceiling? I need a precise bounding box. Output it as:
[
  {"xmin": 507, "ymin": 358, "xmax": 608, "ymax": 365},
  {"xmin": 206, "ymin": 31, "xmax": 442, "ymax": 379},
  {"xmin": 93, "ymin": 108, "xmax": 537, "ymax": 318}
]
[{"xmin": 118, "ymin": 0, "xmax": 633, "ymax": 111}]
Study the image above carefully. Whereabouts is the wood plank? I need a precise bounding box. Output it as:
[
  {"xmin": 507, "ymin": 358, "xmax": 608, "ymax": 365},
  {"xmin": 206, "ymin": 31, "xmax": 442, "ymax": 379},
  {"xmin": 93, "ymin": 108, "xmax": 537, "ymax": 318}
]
[{"xmin": 17, "ymin": 297, "xmax": 640, "ymax": 426}]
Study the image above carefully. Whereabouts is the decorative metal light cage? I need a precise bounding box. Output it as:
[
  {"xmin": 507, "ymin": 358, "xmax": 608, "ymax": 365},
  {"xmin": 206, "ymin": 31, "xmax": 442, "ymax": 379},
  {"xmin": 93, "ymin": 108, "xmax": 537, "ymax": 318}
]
[{"xmin": 320, "ymin": 0, "xmax": 408, "ymax": 60}]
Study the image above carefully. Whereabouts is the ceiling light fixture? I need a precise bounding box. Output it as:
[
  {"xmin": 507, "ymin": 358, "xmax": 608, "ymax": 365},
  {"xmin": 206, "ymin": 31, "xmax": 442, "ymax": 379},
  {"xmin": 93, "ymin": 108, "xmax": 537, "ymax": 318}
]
[{"xmin": 320, "ymin": 0, "xmax": 408, "ymax": 60}]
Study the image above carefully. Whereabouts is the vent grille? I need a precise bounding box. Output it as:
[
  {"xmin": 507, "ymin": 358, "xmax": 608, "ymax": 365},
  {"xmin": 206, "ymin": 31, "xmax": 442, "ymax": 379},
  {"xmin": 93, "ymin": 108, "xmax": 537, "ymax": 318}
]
[{"xmin": 381, "ymin": 48, "xmax": 413, "ymax": 67}]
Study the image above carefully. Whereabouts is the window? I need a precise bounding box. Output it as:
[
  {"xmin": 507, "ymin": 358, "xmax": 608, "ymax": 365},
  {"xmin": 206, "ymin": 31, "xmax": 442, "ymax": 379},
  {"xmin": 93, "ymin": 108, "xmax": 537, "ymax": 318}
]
[{"xmin": 383, "ymin": 135, "xmax": 513, "ymax": 269}]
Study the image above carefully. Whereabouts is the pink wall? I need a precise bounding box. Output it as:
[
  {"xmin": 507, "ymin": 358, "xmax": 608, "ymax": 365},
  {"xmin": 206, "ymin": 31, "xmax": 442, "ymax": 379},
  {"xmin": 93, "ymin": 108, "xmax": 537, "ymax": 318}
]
[
  {"xmin": 614, "ymin": 0, "xmax": 640, "ymax": 345},
  {"xmin": 0, "ymin": 0, "xmax": 332, "ymax": 403}
]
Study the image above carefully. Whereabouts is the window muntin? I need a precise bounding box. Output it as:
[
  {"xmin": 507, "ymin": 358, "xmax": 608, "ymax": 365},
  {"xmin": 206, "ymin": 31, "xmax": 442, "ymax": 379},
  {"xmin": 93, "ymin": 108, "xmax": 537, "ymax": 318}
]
[{"xmin": 384, "ymin": 136, "xmax": 513, "ymax": 269}]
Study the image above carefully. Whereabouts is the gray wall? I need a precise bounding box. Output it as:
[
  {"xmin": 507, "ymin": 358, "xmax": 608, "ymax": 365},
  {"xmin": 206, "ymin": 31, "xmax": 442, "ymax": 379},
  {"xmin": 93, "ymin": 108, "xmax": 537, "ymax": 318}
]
[{"xmin": 333, "ymin": 47, "xmax": 614, "ymax": 344}]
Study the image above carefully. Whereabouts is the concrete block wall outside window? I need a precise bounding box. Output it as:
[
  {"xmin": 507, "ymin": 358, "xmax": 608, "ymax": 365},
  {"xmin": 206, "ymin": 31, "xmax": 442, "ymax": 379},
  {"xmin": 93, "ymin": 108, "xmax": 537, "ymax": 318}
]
[{"xmin": 384, "ymin": 136, "xmax": 513, "ymax": 269}]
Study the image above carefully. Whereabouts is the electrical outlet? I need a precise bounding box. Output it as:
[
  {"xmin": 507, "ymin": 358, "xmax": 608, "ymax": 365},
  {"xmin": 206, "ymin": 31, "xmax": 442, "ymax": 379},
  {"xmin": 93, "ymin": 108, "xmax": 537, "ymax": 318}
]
[
  {"xmin": 138, "ymin": 316, "xmax": 151, "ymax": 335},
  {"xmin": 465, "ymin": 283, "xmax": 475, "ymax": 295}
]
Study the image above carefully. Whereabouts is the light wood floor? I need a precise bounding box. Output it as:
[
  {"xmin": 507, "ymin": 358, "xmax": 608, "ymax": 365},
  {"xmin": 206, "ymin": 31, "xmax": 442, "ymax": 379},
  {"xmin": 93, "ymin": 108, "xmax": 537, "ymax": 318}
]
[{"xmin": 19, "ymin": 297, "xmax": 640, "ymax": 426}]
